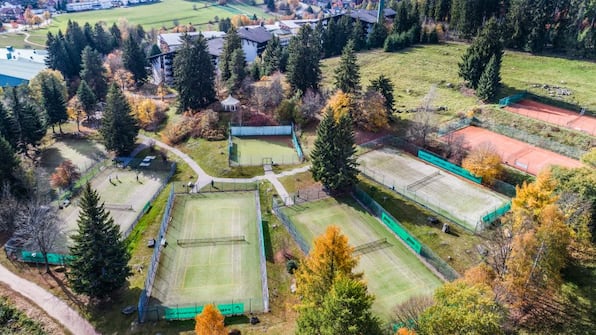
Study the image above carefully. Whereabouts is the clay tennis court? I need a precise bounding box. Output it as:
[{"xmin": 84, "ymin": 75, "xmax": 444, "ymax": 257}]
[
  {"xmin": 449, "ymin": 127, "xmax": 584, "ymax": 175},
  {"xmin": 506, "ymin": 100, "xmax": 596, "ymax": 136}
]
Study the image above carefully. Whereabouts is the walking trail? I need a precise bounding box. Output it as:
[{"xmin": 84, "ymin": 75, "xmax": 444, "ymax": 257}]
[{"xmin": 0, "ymin": 265, "xmax": 99, "ymax": 335}]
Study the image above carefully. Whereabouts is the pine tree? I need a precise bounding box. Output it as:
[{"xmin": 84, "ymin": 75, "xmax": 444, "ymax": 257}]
[
  {"xmin": 351, "ymin": 19, "xmax": 366, "ymax": 51},
  {"xmin": 287, "ymin": 25, "xmax": 321, "ymax": 94},
  {"xmin": 109, "ymin": 22, "xmax": 122, "ymax": 48},
  {"xmin": 173, "ymin": 34, "xmax": 216, "ymax": 112},
  {"xmin": 100, "ymin": 83, "xmax": 139, "ymax": 155},
  {"xmin": 80, "ymin": 46, "xmax": 108, "ymax": 100},
  {"xmin": 122, "ymin": 37, "xmax": 149, "ymax": 85},
  {"xmin": 369, "ymin": 74, "xmax": 395, "ymax": 111},
  {"xmin": 333, "ymin": 40, "xmax": 360, "ymax": 94},
  {"xmin": 458, "ymin": 17, "xmax": 503, "ymax": 89},
  {"xmin": 0, "ymin": 100, "xmax": 18, "ymax": 150},
  {"xmin": 5, "ymin": 86, "xmax": 46, "ymax": 153},
  {"xmin": 332, "ymin": 113, "xmax": 359, "ymax": 191},
  {"xmin": 77, "ymin": 80, "xmax": 97, "ymax": 116},
  {"xmin": 69, "ymin": 183, "xmax": 131, "ymax": 300},
  {"xmin": 261, "ymin": 36, "xmax": 282, "ymax": 76},
  {"xmin": 227, "ymin": 48, "xmax": 246, "ymax": 91},
  {"xmin": 219, "ymin": 26, "xmax": 242, "ymax": 84},
  {"xmin": 367, "ymin": 22, "xmax": 388, "ymax": 49},
  {"xmin": 93, "ymin": 23, "xmax": 113, "ymax": 55},
  {"xmin": 323, "ymin": 18, "xmax": 337, "ymax": 58},
  {"xmin": 65, "ymin": 20, "xmax": 87, "ymax": 75},
  {"xmin": 475, "ymin": 54, "xmax": 501, "ymax": 101},
  {"xmin": 0, "ymin": 135, "xmax": 19, "ymax": 184},
  {"xmin": 37, "ymin": 73, "xmax": 68, "ymax": 134},
  {"xmin": 310, "ymin": 110, "xmax": 337, "ymax": 191}
]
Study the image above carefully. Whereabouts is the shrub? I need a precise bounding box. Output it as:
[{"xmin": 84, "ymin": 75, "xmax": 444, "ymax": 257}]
[{"xmin": 286, "ymin": 259, "xmax": 298, "ymax": 274}]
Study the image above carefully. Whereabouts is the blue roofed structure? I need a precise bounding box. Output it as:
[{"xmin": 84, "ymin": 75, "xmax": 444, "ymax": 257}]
[{"xmin": 0, "ymin": 47, "xmax": 47, "ymax": 86}]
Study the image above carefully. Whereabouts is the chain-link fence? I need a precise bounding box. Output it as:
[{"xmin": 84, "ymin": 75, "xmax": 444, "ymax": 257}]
[
  {"xmin": 254, "ymin": 190, "xmax": 270, "ymax": 313},
  {"xmin": 142, "ymin": 299, "xmax": 257, "ymax": 321},
  {"xmin": 272, "ymin": 200, "xmax": 310, "ymax": 254}
]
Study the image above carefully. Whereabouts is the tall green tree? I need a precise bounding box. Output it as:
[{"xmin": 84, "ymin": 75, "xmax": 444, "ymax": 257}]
[
  {"xmin": 93, "ymin": 23, "xmax": 114, "ymax": 54},
  {"xmin": 76, "ymin": 80, "xmax": 97, "ymax": 132},
  {"xmin": 65, "ymin": 20, "xmax": 87, "ymax": 75},
  {"xmin": 261, "ymin": 36, "xmax": 282, "ymax": 76},
  {"xmin": 0, "ymin": 135, "xmax": 19, "ymax": 184},
  {"xmin": 476, "ymin": 54, "xmax": 501, "ymax": 101},
  {"xmin": 4, "ymin": 86, "xmax": 46, "ymax": 154},
  {"xmin": 310, "ymin": 111, "xmax": 358, "ymax": 193},
  {"xmin": 109, "ymin": 22, "xmax": 122, "ymax": 48},
  {"xmin": 369, "ymin": 74, "xmax": 395, "ymax": 111},
  {"xmin": 80, "ymin": 46, "xmax": 108, "ymax": 100},
  {"xmin": 227, "ymin": 48, "xmax": 246, "ymax": 91},
  {"xmin": 0, "ymin": 100, "xmax": 18, "ymax": 149},
  {"xmin": 173, "ymin": 34, "xmax": 216, "ymax": 112},
  {"xmin": 69, "ymin": 183, "xmax": 131, "ymax": 300},
  {"xmin": 333, "ymin": 40, "xmax": 360, "ymax": 94},
  {"xmin": 99, "ymin": 84, "xmax": 139, "ymax": 155},
  {"xmin": 45, "ymin": 31, "xmax": 73, "ymax": 78},
  {"xmin": 458, "ymin": 17, "xmax": 503, "ymax": 89},
  {"xmin": 351, "ymin": 19, "xmax": 366, "ymax": 51},
  {"xmin": 122, "ymin": 36, "xmax": 149, "ymax": 85},
  {"xmin": 219, "ymin": 26, "xmax": 243, "ymax": 84},
  {"xmin": 367, "ymin": 22, "xmax": 388, "ymax": 49},
  {"xmin": 287, "ymin": 25, "xmax": 321, "ymax": 94},
  {"xmin": 40, "ymin": 74, "xmax": 68, "ymax": 133}
]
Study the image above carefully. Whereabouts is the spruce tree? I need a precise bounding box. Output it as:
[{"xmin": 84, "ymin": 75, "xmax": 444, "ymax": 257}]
[
  {"xmin": 69, "ymin": 183, "xmax": 131, "ymax": 300},
  {"xmin": 458, "ymin": 17, "xmax": 503, "ymax": 89},
  {"xmin": 476, "ymin": 54, "xmax": 501, "ymax": 101},
  {"xmin": 332, "ymin": 113, "xmax": 359, "ymax": 191},
  {"xmin": 367, "ymin": 22, "xmax": 388, "ymax": 49},
  {"xmin": 173, "ymin": 34, "xmax": 216, "ymax": 112},
  {"xmin": 100, "ymin": 83, "xmax": 139, "ymax": 155},
  {"xmin": 369, "ymin": 74, "xmax": 395, "ymax": 111},
  {"xmin": 77, "ymin": 80, "xmax": 97, "ymax": 116},
  {"xmin": 0, "ymin": 101, "xmax": 18, "ymax": 150},
  {"xmin": 0, "ymin": 135, "xmax": 19, "ymax": 184},
  {"xmin": 40, "ymin": 75, "xmax": 68, "ymax": 133},
  {"xmin": 80, "ymin": 46, "xmax": 108, "ymax": 100},
  {"xmin": 287, "ymin": 25, "xmax": 321, "ymax": 94},
  {"xmin": 227, "ymin": 48, "xmax": 246, "ymax": 91},
  {"xmin": 219, "ymin": 26, "xmax": 242, "ymax": 84},
  {"xmin": 122, "ymin": 37, "xmax": 149, "ymax": 85},
  {"xmin": 311, "ymin": 110, "xmax": 336, "ymax": 191},
  {"xmin": 109, "ymin": 22, "xmax": 122, "ymax": 48},
  {"xmin": 93, "ymin": 23, "xmax": 113, "ymax": 54},
  {"xmin": 83, "ymin": 22, "xmax": 95, "ymax": 50},
  {"xmin": 261, "ymin": 36, "xmax": 282, "ymax": 76},
  {"xmin": 5, "ymin": 86, "xmax": 46, "ymax": 153},
  {"xmin": 333, "ymin": 40, "xmax": 360, "ymax": 94},
  {"xmin": 351, "ymin": 19, "xmax": 366, "ymax": 51}
]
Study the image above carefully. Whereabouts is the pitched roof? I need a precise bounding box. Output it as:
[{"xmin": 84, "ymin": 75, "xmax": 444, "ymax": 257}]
[
  {"xmin": 221, "ymin": 95, "xmax": 239, "ymax": 106},
  {"xmin": 159, "ymin": 31, "xmax": 226, "ymax": 48},
  {"xmin": 237, "ymin": 26, "xmax": 272, "ymax": 43}
]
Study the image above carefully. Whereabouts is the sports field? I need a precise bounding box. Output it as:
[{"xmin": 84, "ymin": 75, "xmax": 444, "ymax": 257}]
[
  {"xmin": 506, "ymin": 100, "xmax": 596, "ymax": 136},
  {"xmin": 358, "ymin": 147, "xmax": 509, "ymax": 231},
  {"xmin": 282, "ymin": 197, "xmax": 442, "ymax": 318},
  {"xmin": 58, "ymin": 166, "xmax": 168, "ymax": 245},
  {"xmin": 449, "ymin": 126, "xmax": 584, "ymax": 175},
  {"xmin": 150, "ymin": 192, "xmax": 264, "ymax": 311},
  {"xmin": 40, "ymin": 138, "xmax": 107, "ymax": 175},
  {"xmin": 231, "ymin": 136, "xmax": 300, "ymax": 166}
]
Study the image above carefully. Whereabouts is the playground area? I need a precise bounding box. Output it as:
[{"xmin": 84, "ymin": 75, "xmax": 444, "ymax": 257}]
[
  {"xmin": 449, "ymin": 126, "xmax": 584, "ymax": 175},
  {"xmin": 58, "ymin": 165, "xmax": 169, "ymax": 247},
  {"xmin": 281, "ymin": 197, "xmax": 442, "ymax": 318},
  {"xmin": 148, "ymin": 192, "xmax": 265, "ymax": 318},
  {"xmin": 505, "ymin": 100, "xmax": 596, "ymax": 136},
  {"xmin": 230, "ymin": 136, "xmax": 300, "ymax": 166},
  {"xmin": 358, "ymin": 147, "xmax": 509, "ymax": 231},
  {"xmin": 39, "ymin": 138, "xmax": 107, "ymax": 175}
]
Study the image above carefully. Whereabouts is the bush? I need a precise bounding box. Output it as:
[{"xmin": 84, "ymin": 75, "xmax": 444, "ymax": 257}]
[
  {"xmin": 241, "ymin": 111, "xmax": 277, "ymax": 126},
  {"xmin": 286, "ymin": 259, "xmax": 298, "ymax": 274},
  {"xmin": 161, "ymin": 110, "xmax": 225, "ymax": 144}
]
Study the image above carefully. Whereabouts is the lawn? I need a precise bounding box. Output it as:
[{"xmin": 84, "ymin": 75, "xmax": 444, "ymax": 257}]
[
  {"xmin": 12, "ymin": 0, "xmax": 273, "ymax": 48},
  {"xmin": 321, "ymin": 43, "xmax": 596, "ymax": 114},
  {"xmin": 281, "ymin": 197, "xmax": 442, "ymax": 319}
]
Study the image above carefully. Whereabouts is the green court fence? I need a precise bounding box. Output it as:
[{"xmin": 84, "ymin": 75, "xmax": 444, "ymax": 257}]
[
  {"xmin": 272, "ymin": 201, "xmax": 310, "ymax": 253},
  {"xmin": 228, "ymin": 123, "xmax": 304, "ymax": 166},
  {"xmin": 138, "ymin": 185, "xmax": 175, "ymax": 323},
  {"xmin": 141, "ymin": 300, "xmax": 256, "ymax": 321},
  {"xmin": 352, "ymin": 187, "xmax": 460, "ymax": 281},
  {"xmin": 482, "ymin": 202, "xmax": 511, "ymax": 224},
  {"xmin": 254, "ymin": 190, "xmax": 270, "ymax": 313},
  {"xmin": 19, "ymin": 251, "xmax": 74, "ymax": 265},
  {"xmin": 291, "ymin": 125, "xmax": 304, "ymax": 161},
  {"xmin": 417, "ymin": 150, "xmax": 482, "ymax": 184},
  {"xmin": 230, "ymin": 125, "xmax": 292, "ymax": 136},
  {"xmin": 499, "ymin": 92, "xmax": 527, "ymax": 107},
  {"xmin": 59, "ymin": 159, "xmax": 111, "ymax": 201}
]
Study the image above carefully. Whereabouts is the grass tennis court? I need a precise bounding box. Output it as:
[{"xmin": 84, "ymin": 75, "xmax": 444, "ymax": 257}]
[
  {"xmin": 281, "ymin": 197, "xmax": 442, "ymax": 319},
  {"xmin": 58, "ymin": 166, "xmax": 168, "ymax": 247},
  {"xmin": 231, "ymin": 136, "xmax": 300, "ymax": 166},
  {"xmin": 150, "ymin": 192, "xmax": 264, "ymax": 312},
  {"xmin": 359, "ymin": 147, "xmax": 510, "ymax": 232}
]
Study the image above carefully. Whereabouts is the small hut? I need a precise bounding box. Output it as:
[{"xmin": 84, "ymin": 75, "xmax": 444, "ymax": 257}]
[{"xmin": 221, "ymin": 95, "xmax": 240, "ymax": 112}]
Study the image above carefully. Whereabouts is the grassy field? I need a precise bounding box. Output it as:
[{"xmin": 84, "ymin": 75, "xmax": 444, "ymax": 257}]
[
  {"xmin": 232, "ymin": 136, "xmax": 300, "ymax": 166},
  {"xmin": 39, "ymin": 138, "xmax": 107, "ymax": 175},
  {"xmin": 321, "ymin": 43, "xmax": 596, "ymax": 114},
  {"xmin": 11, "ymin": 0, "xmax": 273, "ymax": 48},
  {"xmin": 150, "ymin": 191, "xmax": 264, "ymax": 313},
  {"xmin": 282, "ymin": 197, "xmax": 442, "ymax": 319}
]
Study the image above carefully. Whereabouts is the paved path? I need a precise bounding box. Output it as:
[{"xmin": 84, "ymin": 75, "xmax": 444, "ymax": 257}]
[
  {"xmin": 0, "ymin": 264, "xmax": 100, "ymax": 335},
  {"xmin": 139, "ymin": 135, "xmax": 309, "ymax": 205}
]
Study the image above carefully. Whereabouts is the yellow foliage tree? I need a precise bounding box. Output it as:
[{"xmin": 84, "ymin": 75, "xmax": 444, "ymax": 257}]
[
  {"xmin": 325, "ymin": 90, "xmax": 353, "ymax": 121},
  {"xmin": 396, "ymin": 328, "xmax": 416, "ymax": 335},
  {"xmin": 194, "ymin": 304, "xmax": 227, "ymax": 335},
  {"xmin": 295, "ymin": 225, "xmax": 361, "ymax": 304},
  {"xmin": 462, "ymin": 263, "xmax": 495, "ymax": 287},
  {"xmin": 580, "ymin": 147, "xmax": 596, "ymax": 168},
  {"xmin": 511, "ymin": 169, "xmax": 558, "ymax": 232},
  {"xmin": 131, "ymin": 98, "xmax": 158, "ymax": 130},
  {"xmin": 461, "ymin": 142, "xmax": 503, "ymax": 185},
  {"xmin": 28, "ymin": 69, "xmax": 67, "ymax": 105}
]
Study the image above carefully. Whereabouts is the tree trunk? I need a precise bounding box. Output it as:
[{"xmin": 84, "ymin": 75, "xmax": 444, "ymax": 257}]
[
  {"xmin": 51, "ymin": 124, "xmax": 55, "ymax": 134},
  {"xmin": 59, "ymin": 123, "xmax": 63, "ymax": 134},
  {"xmin": 43, "ymin": 253, "xmax": 50, "ymax": 273}
]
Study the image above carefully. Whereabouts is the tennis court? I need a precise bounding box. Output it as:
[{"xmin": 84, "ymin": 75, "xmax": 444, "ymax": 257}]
[
  {"xmin": 281, "ymin": 197, "xmax": 442, "ymax": 318},
  {"xmin": 40, "ymin": 138, "xmax": 107, "ymax": 174},
  {"xmin": 150, "ymin": 192, "xmax": 265, "ymax": 312},
  {"xmin": 230, "ymin": 136, "xmax": 300, "ymax": 166},
  {"xmin": 359, "ymin": 147, "xmax": 509, "ymax": 231},
  {"xmin": 58, "ymin": 166, "xmax": 168, "ymax": 244},
  {"xmin": 506, "ymin": 100, "xmax": 596, "ymax": 136}
]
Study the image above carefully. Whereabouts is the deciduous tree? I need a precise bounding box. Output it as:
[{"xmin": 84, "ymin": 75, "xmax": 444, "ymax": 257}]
[
  {"xmin": 462, "ymin": 142, "xmax": 503, "ymax": 185},
  {"xmin": 50, "ymin": 160, "xmax": 80, "ymax": 189},
  {"xmin": 194, "ymin": 304, "xmax": 227, "ymax": 335},
  {"xmin": 355, "ymin": 90, "xmax": 388, "ymax": 132}
]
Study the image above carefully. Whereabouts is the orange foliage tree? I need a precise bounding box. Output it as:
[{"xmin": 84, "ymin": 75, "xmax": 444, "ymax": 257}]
[
  {"xmin": 194, "ymin": 304, "xmax": 227, "ymax": 335},
  {"xmin": 50, "ymin": 160, "xmax": 80, "ymax": 189},
  {"xmin": 356, "ymin": 90, "xmax": 388, "ymax": 132},
  {"xmin": 325, "ymin": 90, "xmax": 354, "ymax": 121},
  {"xmin": 462, "ymin": 142, "xmax": 503, "ymax": 185}
]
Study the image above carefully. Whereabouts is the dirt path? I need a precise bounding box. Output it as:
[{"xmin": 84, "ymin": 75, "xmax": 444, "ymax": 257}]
[
  {"xmin": 0, "ymin": 264, "xmax": 100, "ymax": 335},
  {"xmin": 21, "ymin": 31, "xmax": 46, "ymax": 48}
]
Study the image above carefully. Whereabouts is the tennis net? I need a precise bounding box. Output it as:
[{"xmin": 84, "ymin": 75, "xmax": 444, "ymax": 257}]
[{"xmin": 177, "ymin": 235, "xmax": 246, "ymax": 247}]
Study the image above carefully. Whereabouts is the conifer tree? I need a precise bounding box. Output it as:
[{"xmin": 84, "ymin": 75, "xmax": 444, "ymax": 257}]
[
  {"xmin": 99, "ymin": 83, "xmax": 139, "ymax": 155},
  {"xmin": 261, "ymin": 36, "xmax": 282, "ymax": 76},
  {"xmin": 194, "ymin": 304, "xmax": 227, "ymax": 335},
  {"xmin": 351, "ymin": 19, "xmax": 366, "ymax": 51},
  {"xmin": 0, "ymin": 135, "xmax": 19, "ymax": 184},
  {"xmin": 122, "ymin": 36, "xmax": 148, "ymax": 85},
  {"xmin": 476, "ymin": 54, "xmax": 501, "ymax": 101},
  {"xmin": 458, "ymin": 17, "xmax": 503, "ymax": 89},
  {"xmin": 333, "ymin": 40, "xmax": 360, "ymax": 94},
  {"xmin": 219, "ymin": 26, "xmax": 242, "ymax": 84},
  {"xmin": 4, "ymin": 86, "xmax": 46, "ymax": 153},
  {"xmin": 0, "ymin": 100, "xmax": 18, "ymax": 149},
  {"xmin": 110, "ymin": 22, "xmax": 122, "ymax": 48},
  {"xmin": 227, "ymin": 48, "xmax": 246, "ymax": 91},
  {"xmin": 311, "ymin": 110, "xmax": 337, "ymax": 191},
  {"xmin": 76, "ymin": 80, "xmax": 97, "ymax": 131},
  {"xmin": 93, "ymin": 22, "xmax": 113, "ymax": 54},
  {"xmin": 287, "ymin": 25, "xmax": 321, "ymax": 94},
  {"xmin": 40, "ymin": 74, "xmax": 68, "ymax": 133},
  {"xmin": 80, "ymin": 46, "xmax": 108, "ymax": 100},
  {"xmin": 367, "ymin": 22, "xmax": 388, "ymax": 49},
  {"xmin": 369, "ymin": 74, "xmax": 395, "ymax": 111},
  {"xmin": 69, "ymin": 183, "xmax": 131, "ymax": 300},
  {"xmin": 173, "ymin": 34, "xmax": 216, "ymax": 112}
]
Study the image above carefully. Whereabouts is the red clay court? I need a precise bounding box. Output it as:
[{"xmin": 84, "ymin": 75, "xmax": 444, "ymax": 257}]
[
  {"xmin": 505, "ymin": 100, "xmax": 596, "ymax": 136},
  {"xmin": 448, "ymin": 126, "xmax": 584, "ymax": 175}
]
